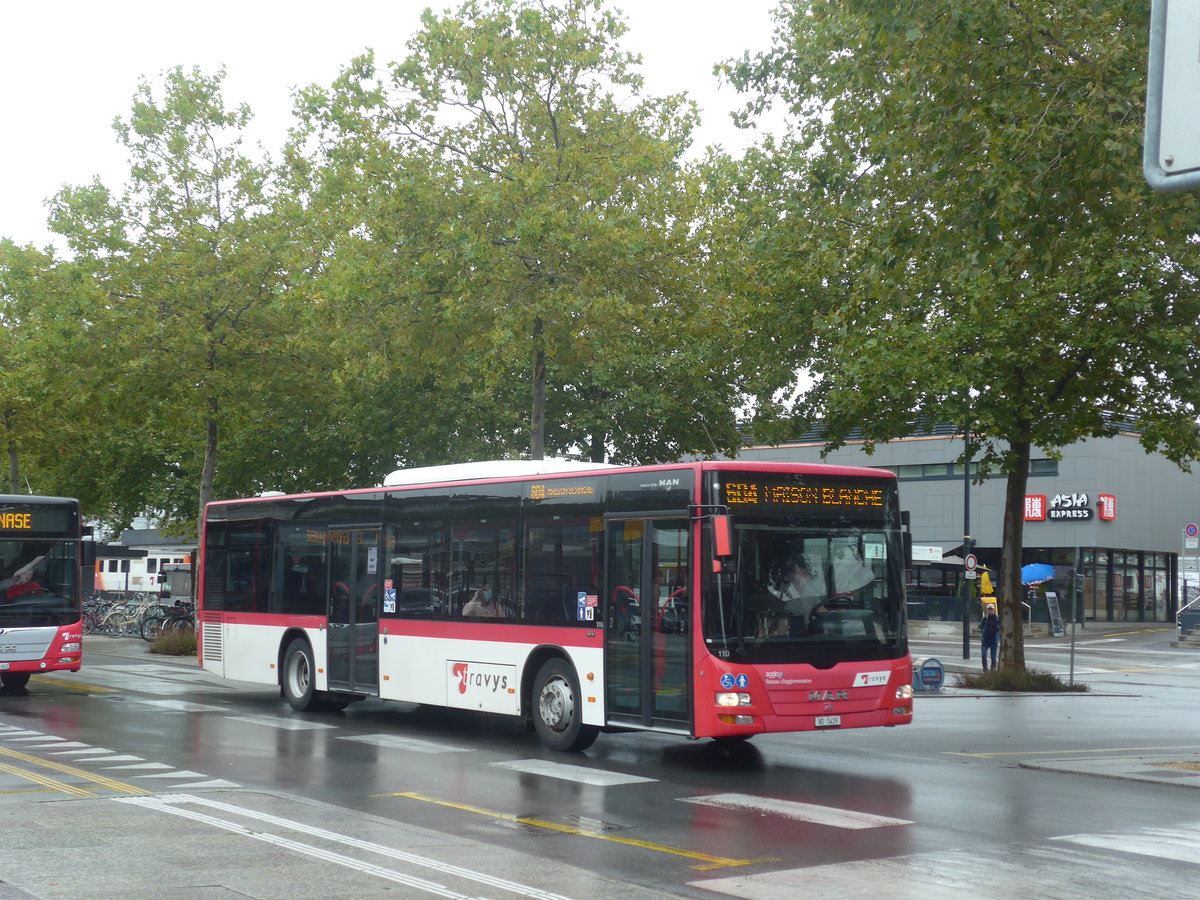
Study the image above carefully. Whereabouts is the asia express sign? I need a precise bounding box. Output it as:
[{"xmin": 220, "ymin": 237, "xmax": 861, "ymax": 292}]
[{"xmin": 1025, "ymin": 492, "xmax": 1116, "ymax": 522}]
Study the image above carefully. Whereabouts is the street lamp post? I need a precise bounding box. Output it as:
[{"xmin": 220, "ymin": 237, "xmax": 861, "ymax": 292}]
[{"xmin": 962, "ymin": 426, "xmax": 973, "ymax": 660}]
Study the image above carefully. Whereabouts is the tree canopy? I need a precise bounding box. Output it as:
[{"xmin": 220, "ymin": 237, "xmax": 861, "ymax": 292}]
[
  {"xmin": 727, "ymin": 0, "xmax": 1200, "ymax": 667},
  {"xmin": 293, "ymin": 0, "xmax": 744, "ymax": 463},
  {"xmin": 3, "ymin": 0, "xmax": 749, "ymax": 533}
]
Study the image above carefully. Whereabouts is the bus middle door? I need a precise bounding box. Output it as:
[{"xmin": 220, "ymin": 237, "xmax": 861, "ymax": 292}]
[
  {"xmin": 327, "ymin": 528, "xmax": 380, "ymax": 695},
  {"xmin": 605, "ymin": 518, "xmax": 690, "ymax": 729}
]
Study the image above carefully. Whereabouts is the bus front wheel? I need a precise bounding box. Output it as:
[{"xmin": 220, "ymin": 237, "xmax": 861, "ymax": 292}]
[
  {"xmin": 282, "ymin": 639, "xmax": 317, "ymax": 711},
  {"xmin": 532, "ymin": 658, "xmax": 599, "ymax": 752},
  {"xmin": 0, "ymin": 672, "xmax": 31, "ymax": 690}
]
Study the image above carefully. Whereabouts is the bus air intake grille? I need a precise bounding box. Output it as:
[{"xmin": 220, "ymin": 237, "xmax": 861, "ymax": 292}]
[{"xmin": 201, "ymin": 619, "xmax": 223, "ymax": 661}]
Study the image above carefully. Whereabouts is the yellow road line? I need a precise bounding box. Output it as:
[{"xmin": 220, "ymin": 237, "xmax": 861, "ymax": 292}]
[
  {"xmin": 31, "ymin": 675, "xmax": 118, "ymax": 693},
  {"xmin": 0, "ymin": 761, "xmax": 97, "ymax": 797},
  {"xmin": 947, "ymin": 745, "xmax": 1200, "ymax": 759},
  {"xmin": 381, "ymin": 790, "xmax": 768, "ymax": 871},
  {"xmin": 0, "ymin": 747, "xmax": 147, "ymax": 795}
]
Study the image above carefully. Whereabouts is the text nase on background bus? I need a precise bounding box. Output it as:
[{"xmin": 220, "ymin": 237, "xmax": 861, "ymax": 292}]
[
  {"xmin": 198, "ymin": 461, "xmax": 912, "ymax": 751},
  {"xmin": 0, "ymin": 495, "xmax": 87, "ymax": 689}
]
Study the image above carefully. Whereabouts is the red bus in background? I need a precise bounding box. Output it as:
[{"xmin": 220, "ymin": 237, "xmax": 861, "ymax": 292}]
[
  {"xmin": 198, "ymin": 460, "xmax": 912, "ymax": 751},
  {"xmin": 0, "ymin": 495, "xmax": 88, "ymax": 689}
]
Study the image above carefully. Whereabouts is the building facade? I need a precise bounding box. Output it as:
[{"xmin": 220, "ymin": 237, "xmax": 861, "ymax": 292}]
[{"xmin": 734, "ymin": 426, "xmax": 1197, "ymax": 623}]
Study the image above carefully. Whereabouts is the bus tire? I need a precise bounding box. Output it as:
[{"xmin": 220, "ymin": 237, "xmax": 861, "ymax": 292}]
[
  {"xmin": 1, "ymin": 672, "xmax": 31, "ymax": 690},
  {"xmin": 532, "ymin": 658, "xmax": 599, "ymax": 752},
  {"xmin": 282, "ymin": 638, "xmax": 317, "ymax": 711}
]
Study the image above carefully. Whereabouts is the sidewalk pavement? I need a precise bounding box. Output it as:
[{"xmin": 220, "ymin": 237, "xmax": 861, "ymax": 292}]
[
  {"xmin": 1018, "ymin": 754, "xmax": 1200, "ymax": 788},
  {"xmin": 912, "ymin": 621, "xmax": 1200, "ymax": 789},
  {"xmin": 84, "ymin": 635, "xmax": 199, "ymax": 666}
]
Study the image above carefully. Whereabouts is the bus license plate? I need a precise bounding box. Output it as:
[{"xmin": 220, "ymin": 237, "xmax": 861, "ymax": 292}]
[
  {"xmin": 0, "ymin": 663, "xmax": 8, "ymax": 670},
  {"xmin": 815, "ymin": 715, "xmax": 840, "ymax": 728}
]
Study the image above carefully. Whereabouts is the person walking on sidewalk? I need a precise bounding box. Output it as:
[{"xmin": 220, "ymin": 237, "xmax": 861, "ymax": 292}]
[{"xmin": 980, "ymin": 603, "xmax": 1001, "ymax": 672}]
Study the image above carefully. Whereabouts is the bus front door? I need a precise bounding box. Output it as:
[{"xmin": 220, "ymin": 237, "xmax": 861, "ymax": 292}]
[
  {"xmin": 327, "ymin": 528, "xmax": 380, "ymax": 695},
  {"xmin": 605, "ymin": 518, "xmax": 690, "ymax": 729}
]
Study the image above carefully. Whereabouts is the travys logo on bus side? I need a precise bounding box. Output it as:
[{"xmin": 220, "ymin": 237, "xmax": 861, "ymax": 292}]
[{"xmin": 451, "ymin": 661, "xmax": 511, "ymax": 695}]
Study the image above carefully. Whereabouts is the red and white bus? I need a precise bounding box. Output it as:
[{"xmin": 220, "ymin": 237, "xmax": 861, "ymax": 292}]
[
  {"xmin": 197, "ymin": 460, "xmax": 912, "ymax": 750},
  {"xmin": 0, "ymin": 495, "xmax": 88, "ymax": 689}
]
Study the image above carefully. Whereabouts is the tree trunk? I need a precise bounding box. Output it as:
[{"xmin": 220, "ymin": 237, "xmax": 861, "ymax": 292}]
[
  {"xmin": 999, "ymin": 438, "xmax": 1031, "ymax": 671},
  {"xmin": 530, "ymin": 317, "xmax": 545, "ymax": 460},
  {"xmin": 588, "ymin": 431, "xmax": 606, "ymax": 463},
  {"xmin": 197, "ymin": 410, "xmax": 218, "ymax": 538}
]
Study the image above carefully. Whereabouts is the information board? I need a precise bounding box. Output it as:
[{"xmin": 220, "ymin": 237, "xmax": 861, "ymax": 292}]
[{"xmin": 1045, "ymin": 591, "xmax": 1064, "ymax": 637}]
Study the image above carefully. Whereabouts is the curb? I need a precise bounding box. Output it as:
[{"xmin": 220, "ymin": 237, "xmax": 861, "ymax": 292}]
[{"xmin": 1020, "ymin": 755, "xmax": 1200, "ymax": 789}]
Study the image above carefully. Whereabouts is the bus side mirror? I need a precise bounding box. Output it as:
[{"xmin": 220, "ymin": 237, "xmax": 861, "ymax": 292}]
[
  {"xmin": 81, "ymin": 540, "xmax": 96, "ymax": 568},
  {"xmin": 712, "ymin": 515, "xmax": 733, "ymax": 557},
  {"xmin": 711, "ymin": 515, "xmax": 736, "ymax": 575}
]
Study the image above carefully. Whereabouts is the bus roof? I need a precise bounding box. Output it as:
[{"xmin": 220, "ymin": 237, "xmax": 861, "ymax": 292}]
[
  {"xmin": 205, "ymin": 459, "xmax": 898, "ymax": 512},
  {"xmin": 382, "ymin": 458, "xmax": 616, "ymax": 486}
]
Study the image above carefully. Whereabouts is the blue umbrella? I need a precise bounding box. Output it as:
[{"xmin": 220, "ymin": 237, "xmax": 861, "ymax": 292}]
[{"xmin": 1021, "ymin": 563, "xmax": 1055, "ymax": 585}]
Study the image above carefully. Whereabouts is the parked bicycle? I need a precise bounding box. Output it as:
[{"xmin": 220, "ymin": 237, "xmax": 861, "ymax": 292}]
[{"xmin": 140, "ymin": 600, "xmax": 194, "ymax": 641}]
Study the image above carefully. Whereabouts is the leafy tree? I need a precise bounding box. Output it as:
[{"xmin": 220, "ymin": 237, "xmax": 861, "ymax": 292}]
[
  {"xmin": 50, "ymin": 66, "xmax": 332, "ymax": 533},
  {"xmin": 728, "ymin": 1, "xmax": 1200, "ymax": 669},
  {"xmin": 295, "ymin": 0, "xmax": 744, "ymax": 464},
  {"xmin": 0, "ymin": 240, "xmax": 59, "ymax": 493}
]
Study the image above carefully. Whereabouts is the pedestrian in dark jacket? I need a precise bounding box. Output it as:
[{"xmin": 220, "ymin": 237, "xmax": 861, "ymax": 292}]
[{"xmin": 980, "ymin": 603, "xmax": 1000, "ymax": 672}]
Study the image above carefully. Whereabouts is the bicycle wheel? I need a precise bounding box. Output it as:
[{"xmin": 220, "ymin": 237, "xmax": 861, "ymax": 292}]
[
  {"xmin": 163, "ymin": 614, "xmax": 194, "ymax": 634},
  {"xmin": 141, "ymin": 614, "xmax": 165, "ymax": 641}
]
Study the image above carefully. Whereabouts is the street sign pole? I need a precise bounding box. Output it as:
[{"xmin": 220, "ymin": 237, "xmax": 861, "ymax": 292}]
[{"xmin": 961, "ymin": 426, "xmax": 972, "ymax": 660}]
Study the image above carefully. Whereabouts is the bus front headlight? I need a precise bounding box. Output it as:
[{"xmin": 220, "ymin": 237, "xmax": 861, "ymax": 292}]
[{"xmin": 715, "ymin": 692, "xmax": 751, "ymax": 707}]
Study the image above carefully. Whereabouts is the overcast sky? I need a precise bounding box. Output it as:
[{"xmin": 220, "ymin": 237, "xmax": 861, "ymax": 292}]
[{"xmin": 2, "ymin": 1, "xmax": 784, "ymax": 251}]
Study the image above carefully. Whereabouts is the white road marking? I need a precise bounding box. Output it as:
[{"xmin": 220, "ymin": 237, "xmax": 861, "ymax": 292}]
[
  {"xmin": 105, "ymin": 762, "xmax": 173, "ymax": 770},
  {"xmin": 73, "ymin": 754, "xmax": 145, "ymax": 762},
  {"xmin": 1054, "ymin": 822, "xmax": 1200, "ymax": 866},
  {"xmin": 338, "ymin": 733, "xmax": 473, "ymax": 753},
  {"xmin": 117, "ymin": 793, "xmax": 578, "ymax": 900},
  {"xmin": 224, "ymin": 714, "xmax": 337, "ymax": 731},
  {"xmin": 681, "ymin": 793, "xmax": 912, "ymax": 829},
  {"xmin": 136, "ymin": 699, "xmax": 230, "ymax": 712},
  {"xmin": 492, "ymin": 759, "xmax": 656, "ymax": 786},
  {"xmin": 694, "ymin": 822, "xmax": 1200, "ymax": 898}
]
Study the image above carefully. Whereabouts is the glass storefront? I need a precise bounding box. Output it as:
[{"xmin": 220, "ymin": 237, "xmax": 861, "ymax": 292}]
[{"xmin": 1077, "ymin": 549, "xmax": 1176, "ymax": 622}]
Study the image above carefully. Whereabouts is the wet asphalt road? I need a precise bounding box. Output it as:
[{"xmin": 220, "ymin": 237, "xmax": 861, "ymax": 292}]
[{"xmin": 0, "ymin": 625, "xmax": 1197, "ymax": 899}]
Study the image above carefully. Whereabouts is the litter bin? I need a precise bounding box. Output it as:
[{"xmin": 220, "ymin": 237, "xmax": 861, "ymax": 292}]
[{"xmin": 912, "ymin": 656, "xmax": 945, "ymax": 693}]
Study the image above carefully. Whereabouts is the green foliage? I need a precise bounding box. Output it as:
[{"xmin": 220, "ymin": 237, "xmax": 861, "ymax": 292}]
[
  {"xmin": 3, "ymin": 0, "xmax": 751, "ymax": 530},
  {"xmin": 956, "ymin": 666, "xmax": 1088, "ymax": 693},
  {"xmin": 294, "ymin": 0, "xmax": 744, "ymax": 463},
  {"xmin": 728, "ymin": 0, "xmax": 1200, "ymax": 668},
  {"xmin": 149, "ymin": 628, "xmax": 197, "ymax": 657},
  {"xmin": 47, "ymin": 66, "xmax": 340, "ymax": 531}
]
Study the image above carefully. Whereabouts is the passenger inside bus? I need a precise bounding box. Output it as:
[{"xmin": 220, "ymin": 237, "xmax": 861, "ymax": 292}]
[
  {"xmin": 2, "ymin": 558, "xmax": 45, "ymax": 602},
  {"xmin": 754, "ymin": 554, "xmax": 829, "ymax": 639},
  {"xmin": 462, "ymin": 586, "xmax": 505, "ymax": 618}
]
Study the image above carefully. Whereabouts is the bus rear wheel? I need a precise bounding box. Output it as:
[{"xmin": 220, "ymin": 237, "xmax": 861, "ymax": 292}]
[
  {"xmin": 532, "ymin": 658, "xmax": 599, "ymax": 752},
  {"xmin": 282, "ymin": 639, "xmax": 317, "ymax": 711}
]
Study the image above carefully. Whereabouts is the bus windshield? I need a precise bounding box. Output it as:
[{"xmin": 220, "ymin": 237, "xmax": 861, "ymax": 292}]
[
  {"xmin": 702, "ymin": 518, "xmax": 906, "ymax": 666},
  {"xmin": 0, "ymin": 538, "xmax": 79, "ymax": 628}
]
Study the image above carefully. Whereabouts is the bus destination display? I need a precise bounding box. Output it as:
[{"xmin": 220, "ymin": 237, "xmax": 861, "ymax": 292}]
[
  {"xmin": 0, "ymin": 505, "xmax": 74, "ymax": 534},
  {"xmin": 722, "ymin": 477, "xmax": 887, "ymax": 510}
]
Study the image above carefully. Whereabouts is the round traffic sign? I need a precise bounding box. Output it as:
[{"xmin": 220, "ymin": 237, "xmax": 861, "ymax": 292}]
[
  {"xmin": 1186, "ymin": 523, "xmax": 1198, "ymax": 538},
  {"xmin": 965, "ymin": 553, "xmax": 978, "ymax": 571}
]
